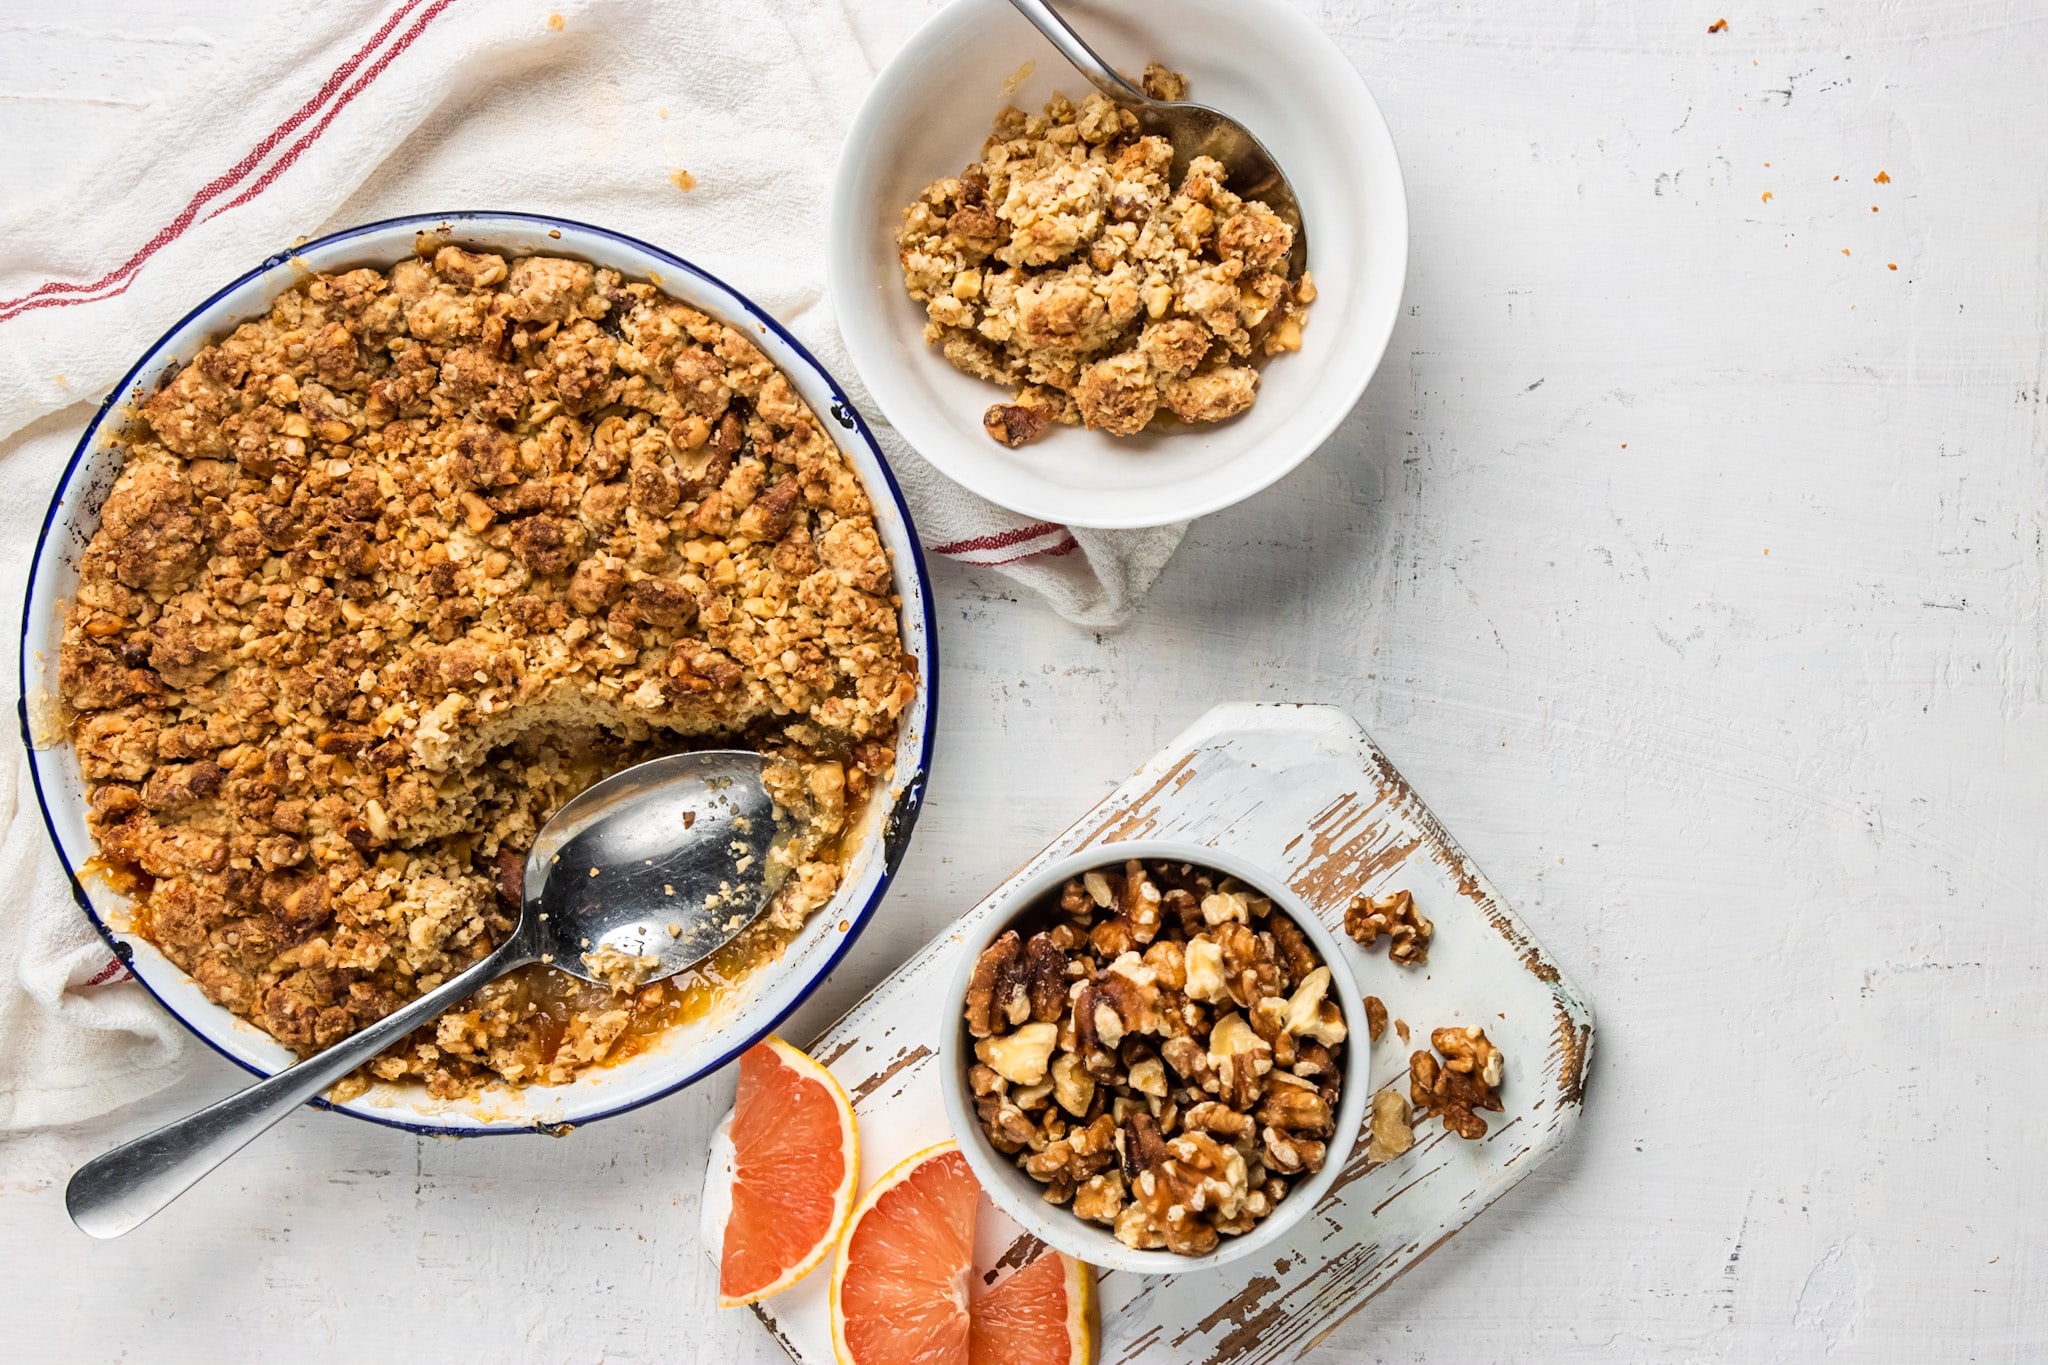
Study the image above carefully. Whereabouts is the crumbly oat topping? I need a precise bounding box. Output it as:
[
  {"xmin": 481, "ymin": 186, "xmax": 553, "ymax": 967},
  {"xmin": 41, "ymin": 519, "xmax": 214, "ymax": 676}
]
[
  {"xmin": 59, "ymin": 245, "xmax": 917, "ymax": 1097},
  {"xmin": 1410, "ymin": 1026, "xmax": 1506, "ymax": 1140},
  {"xmin": 897, "ymin": 63, "xmax": 1313, "ymax": 445},
  {"xmin": 962, "ymin": 858, "xmax": 1346, "ymax": 1257}
]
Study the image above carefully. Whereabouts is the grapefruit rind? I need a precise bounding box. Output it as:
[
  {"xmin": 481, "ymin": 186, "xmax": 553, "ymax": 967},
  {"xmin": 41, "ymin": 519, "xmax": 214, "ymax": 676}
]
[{"xmin": 716, "ymin": 1035, "xmax": 861, "ymax": 1308}]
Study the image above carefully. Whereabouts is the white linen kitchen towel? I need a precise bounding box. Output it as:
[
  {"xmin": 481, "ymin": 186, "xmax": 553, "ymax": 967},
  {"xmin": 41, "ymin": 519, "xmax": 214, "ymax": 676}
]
[{"xmin": 0, "ymin": 0, "xmax": 1183, "ymax": 1129}]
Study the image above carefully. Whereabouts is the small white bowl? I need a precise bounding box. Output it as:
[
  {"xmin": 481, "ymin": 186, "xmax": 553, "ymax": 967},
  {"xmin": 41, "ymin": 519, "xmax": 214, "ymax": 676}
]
[
  {"xmin": 939, "ymin": 839, "xmax": 1367, "ymax": 1274},
  {"xmin": 19, "ymin": 213, "xmax": 937, "ymax": 1136},
  {"xmin": 829, "ymin": 0, "xmax": 1408, "ymax": 529}
]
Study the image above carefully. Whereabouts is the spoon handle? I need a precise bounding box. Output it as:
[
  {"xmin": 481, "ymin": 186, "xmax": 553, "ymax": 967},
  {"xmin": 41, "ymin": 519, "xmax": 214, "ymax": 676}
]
[
  {"xmin": 1004, "ymin": 0, "xmax": 1147, "ymax": 104},
  {"xmin": 66, "ymin": 937, "xmax": 533, "ymax": 1239}
]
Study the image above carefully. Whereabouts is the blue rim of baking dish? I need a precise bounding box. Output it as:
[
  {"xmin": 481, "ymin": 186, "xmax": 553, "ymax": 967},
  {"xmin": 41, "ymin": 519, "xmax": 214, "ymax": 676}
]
[{"xmin": 16, "ymin": 211, "xmax": 939, "ymax": 1137}]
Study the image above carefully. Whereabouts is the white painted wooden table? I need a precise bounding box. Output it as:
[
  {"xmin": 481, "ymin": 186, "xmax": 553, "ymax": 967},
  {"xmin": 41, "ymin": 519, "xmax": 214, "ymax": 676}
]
[{"xmin": 4, "ymin": 2, "xmax": 2046, "ymax": 1361}]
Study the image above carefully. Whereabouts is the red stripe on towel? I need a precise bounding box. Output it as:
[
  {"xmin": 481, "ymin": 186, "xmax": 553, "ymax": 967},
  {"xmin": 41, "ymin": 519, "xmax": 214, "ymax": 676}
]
[
  {"xmin": 208, "ymin": 0, "xmax": 460, "ymax": 218},
  {"xmin": 0, "ymin": 0, "xmax": 443, "ymax": 324},
  {"xmin": 929, "ymin": 522, "xmax": 1068, "ymax": 556},
  {"xmin": 979, "ymin": 535, "xmax": 1081, "ymax": 566}
]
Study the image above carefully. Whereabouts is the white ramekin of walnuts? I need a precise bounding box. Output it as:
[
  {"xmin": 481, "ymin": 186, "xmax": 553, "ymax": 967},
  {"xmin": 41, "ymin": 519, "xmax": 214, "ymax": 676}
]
[{"xmin": 939, "ymin": 840, "xmax": 1368, "ymax": 1273}]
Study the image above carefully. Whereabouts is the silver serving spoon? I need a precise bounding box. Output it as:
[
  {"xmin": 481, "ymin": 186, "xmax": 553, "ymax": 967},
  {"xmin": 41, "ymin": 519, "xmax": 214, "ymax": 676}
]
[
  {"xmin": 67, "ymin": 750, "xmax": 788, "ymax": 1239},
  {"xmin": 1004, "ymin": 0, "xmax": 1309, "ymax": 277}
]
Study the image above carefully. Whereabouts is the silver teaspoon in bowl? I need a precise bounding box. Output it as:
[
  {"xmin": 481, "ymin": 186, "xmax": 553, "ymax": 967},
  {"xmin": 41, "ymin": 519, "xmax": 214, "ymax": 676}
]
[
  {"xmin": 67, "ymin": 749, "xmax": 789, "ymax": 1239},
  {"xmin": 1003, "ymin": 0, "xmax": 1308, "ymax": 278}
]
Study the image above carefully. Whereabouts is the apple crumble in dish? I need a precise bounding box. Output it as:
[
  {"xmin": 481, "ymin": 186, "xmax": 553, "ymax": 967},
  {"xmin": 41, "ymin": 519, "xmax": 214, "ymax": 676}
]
[
  {"xmin": 58, "ymin": 244, "xmax": 918, "ymax": 1098},
  {"xmin": 897, "ymin": 63, "xmax": 1314, "ymax": 447}
]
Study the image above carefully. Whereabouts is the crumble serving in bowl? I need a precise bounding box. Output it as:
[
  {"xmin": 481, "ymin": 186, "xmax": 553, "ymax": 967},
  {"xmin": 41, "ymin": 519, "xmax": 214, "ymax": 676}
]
[
  {"xmin": 896, "ymin": 63, "xmax": 1314, "ymax": 448},
  {"xmin": 45, "ymin": 228, "xmax": 923, "ymax": 1108}
]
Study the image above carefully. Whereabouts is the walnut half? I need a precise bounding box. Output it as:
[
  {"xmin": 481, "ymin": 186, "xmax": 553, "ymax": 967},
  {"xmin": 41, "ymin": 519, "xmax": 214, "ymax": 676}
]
[
  {"xmin": 1365, "ymin": 1088, "xmax": 1414, "ymax": 1164},
  {"xmin": 1410, "ymin": 1025, "xmax": 1504, "ymax": 1140},
  {"xmin": 1345, "ymin": 888, "xmax": 1433, "ymax": 965}
]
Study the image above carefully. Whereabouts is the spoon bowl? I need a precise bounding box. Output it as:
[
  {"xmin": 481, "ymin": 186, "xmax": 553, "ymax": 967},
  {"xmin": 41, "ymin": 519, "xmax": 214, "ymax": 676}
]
[
  {"xmin": 528, "ymin": 751, "xmax": 787, "ymax": 985},
  {"xmin": 67, "ymin": 749, "xmax": 787, "ymax": 1239},
  {"xmin": 1005, "ymin": 0, "xmax": 1308, "ymax": 276}
]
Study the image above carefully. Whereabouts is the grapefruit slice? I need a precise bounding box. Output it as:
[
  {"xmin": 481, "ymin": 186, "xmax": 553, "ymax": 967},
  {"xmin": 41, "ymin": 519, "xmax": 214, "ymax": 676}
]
[
  {"xmin": 971, "ymin": 1250, "xmax": 1096, "ymax": 1365},
  {"xmin": 717, "ymin": 1036, "xmax": 859, "ymax": 1307},
  {"xmin": 831, "ymin": 1142, "xmax": 978, "ymax": 1365}
]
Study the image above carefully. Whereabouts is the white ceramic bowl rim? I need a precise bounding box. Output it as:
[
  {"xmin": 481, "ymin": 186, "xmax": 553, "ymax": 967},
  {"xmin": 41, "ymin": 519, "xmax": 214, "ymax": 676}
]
[
  {"xmin": 940, "ymin": 837, "xmax": 1369, "ymax": 1274},
  {"xmin": 17, "ymin": 211, "xmax": 940, "ymax": 1137}
]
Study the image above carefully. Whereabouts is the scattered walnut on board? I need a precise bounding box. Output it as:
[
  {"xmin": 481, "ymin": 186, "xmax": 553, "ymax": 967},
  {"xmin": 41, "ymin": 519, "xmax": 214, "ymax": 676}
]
[
  {"xmin": 1365, "ymin": 1088, "xmax": 1414, "ymax": 1164},
  {"xmin": 1410, "ymin": 1026, "xmax": 1505, "ymax": 1140},
  {"xmin": 1345, "ymin": 888, "xmax": 1434, "ymax": 965},
  {"xmin": 960, "ymin": 857, "xmax": 1347, "ymax": 1254}
]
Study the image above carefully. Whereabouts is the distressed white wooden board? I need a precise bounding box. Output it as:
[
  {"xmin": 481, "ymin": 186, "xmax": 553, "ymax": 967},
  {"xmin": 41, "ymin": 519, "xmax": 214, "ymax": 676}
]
[{"xmin": 736, "ymin": 703, "xmax": 1593, "ymax": 1364}]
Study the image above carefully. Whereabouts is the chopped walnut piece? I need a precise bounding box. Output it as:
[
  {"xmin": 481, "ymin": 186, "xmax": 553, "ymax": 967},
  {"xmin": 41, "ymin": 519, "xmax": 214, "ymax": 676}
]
[
  {"xmin": 963, "ymin": 856, "xmax": 1346, "ymax": 1255},
  {"xmin": 1182, "ymin": 935, "xmax": 1231, "ymax": 1005},
  {"xmin": 1207, "ymin": 1010, "xmax": 1272, "ymax": 1109},
  {"xmin": 1023, "ymin": 931, "xmax": 1069, "ymax": 1022},
  {"xmin": 1365, "ymin": 1088, "xmax": 1415, "ymax": 1164},
  {"xmin": 1213, "ymin": 921, "xmax": 1284, "ymax": 1009},
  {"xmin": 983, "ymin": 402, "xmax": 1050, "ymax": 447},
  {"xmin": 1118, "ymin": 859, "xmax": 1164, "ymax": 944},
  {"xmin": 1363, "ymin": 994, "xmax": 1388, "ymax": 1043},
  {"xmin": 977, "ymin": 1021, "xmax": 1058, "ymax": 1085},
  {"xmin": 1142, "ymin": 938, "xmax": 1187, "ymax": 991},
  {"xmin": 1293, "ymin": 1037, "xmax": 1338, "ymax": 1084},
  {"xmin": 1345, "ymin": 888, "xmax": 1434, "ymax": 965},
  {"xmin": 1182, "ymin": 1100, "xmax": 1254, "ymax": 1141},
  {"xmin": 1256, "ymin": 1073, "xmax": 1334, "ymax": 1139},
  {"xmin": 1051, "ymin": 1052, "xmax": 1097, "ymax": 1117},
  {"xmin": 966, "ymin": 930, "xmax": 1025, "ymax": 1037},
  {"xmin": 1410, "ymin": 1026, "xmax": 1505, "ymax": 1140},
  {"xmin": 1260, "ymin": 1125, "xmax": 1325, "ymax": 1176},
  {"xmin": 1073, "ymin": 1171, "xmax": 1126, "ymax": 1225}
]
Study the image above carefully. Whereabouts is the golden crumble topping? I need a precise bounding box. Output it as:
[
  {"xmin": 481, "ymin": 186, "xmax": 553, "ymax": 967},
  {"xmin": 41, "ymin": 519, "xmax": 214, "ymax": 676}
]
[
  {"xmin": 897, "ymin": 63, "xmax": 1314, "ymax": 446},
  {"xmin": 59, "ymin": 243, "xmax": 918, "ymax": 1098}
]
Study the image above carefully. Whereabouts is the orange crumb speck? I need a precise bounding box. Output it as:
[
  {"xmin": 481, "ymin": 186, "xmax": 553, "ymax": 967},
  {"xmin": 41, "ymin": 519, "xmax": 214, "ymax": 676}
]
[
  {"xmin": 1764, "ymin": 161, "xmax": 1771, "ymax": 167},
  {"xmin": 546, "ymin": 12, "xmax": 564, "ymax": 30},
  {"xmin": 1621, "ymin": 443, "xmax": 1629, "ymax": 449},
  {"xmin": 1761, "ymin": 191, "xmax": 1774, "ymax": 202},
  {"xmin": 670, "ymin": 169, "xmax": 698, "ymax": 192},
  {"xmin": 1888, "ymin": 262, "xmax": 1898, "ymax": 271},
  {"xmin": 1708, "ymin": 17, "xmax": 1729, "ymax": 32},
  {"xmin": 1842, "ymin": 248, "xmax": 1852, "ymax": 256},
  {"xmin": 1874, "ymin": 170, "xmax": 1891, "ymax": 184},
  {"xmin": 657, "ymin": 105, "xmax": 668, "ymax": 119},
  {"xmin": 1833, "ymin": 174, "xmax": 1841, "ymax": 181},
  {"xmin": 1871, "ymin": 205, "xmax": 1879, "ymax": 212},
  {"xmin": 1763, "ymin": 548, "xmax": 1770, "ymax": 556}
]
